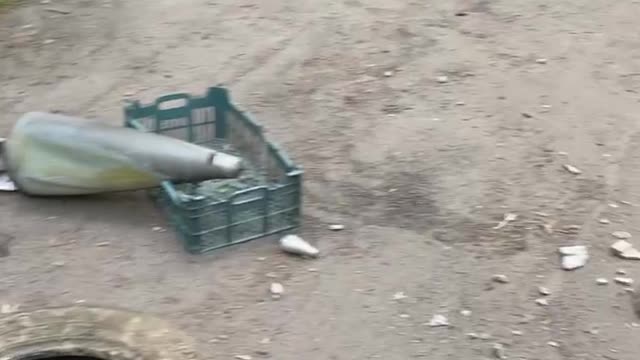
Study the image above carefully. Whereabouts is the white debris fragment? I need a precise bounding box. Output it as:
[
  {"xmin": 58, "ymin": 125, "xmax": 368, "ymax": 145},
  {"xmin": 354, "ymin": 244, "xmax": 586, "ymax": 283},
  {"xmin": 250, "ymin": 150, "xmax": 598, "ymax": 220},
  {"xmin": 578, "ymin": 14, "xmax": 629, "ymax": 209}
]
[
  {"xmin": 52, "ymin": 261, "xmax": 65, "ymax": 267},
  {"xmin": 538, "ymin": 286, "xmax": 551, "ymax": 296},
  {"xmin": 511, "ymin": 330, "xmax": 523, "ymax": 336},
  {"xmin": 383, "ymin": 70, "xmax": 394, "ymax": 77},
  {"xmin": 599, "ymin": 219, "xmax": 611, "ymax": 224},
  {"xmin": 493, "ymin": 343, "xmax": 507, "ymax": 359},
  {"xmin": 493, "ymin": 213, "xmax": 517, "ymax": 230},
  {"xmin": 392, "ymin": 292, "xmax": 408, "ymax": 300},
  {"xmin": 614, "ymin": 277, "xmax": 634, "ymax": 286},
  {"xmin": 279, "ymin": 235, "xmax": 319, "ymax": 258},
  {"xmin": 461, "ymin": 309, "xmax": 472, "ymax": 317},
  {"xmin": 328, "ymin": 224, "xmax": 345, "ymax": 231},
  {"xmin": 492, "ymin": 274, "xmax": 509, "ymax": 284},
  {"xmin": 609, "ymin": 203, "xmax": 620, "ymax": 208},
  {"xmin": 612, "ymin": 231, "xmax": 632, "ymax": 239},
  {"xmin": 611, "ymin": 240, "xmax": 640, "ymax": 260},
  {"xmin": 428, "ymin": 314, "xmax": 449, "ymax": 327},
  {"xmin": 596, "ymin": 278, "xmax": 609, "ymax": 285},
  {"xmin": 563, "ymin": 164, "xmax": 582, "ymax": 174},
  {"xmin": 0, "ymin": 304, "xmax": 19, "ymax": 314},
  {"xmin": 558, "ymin": 245, "xmax": 588, "ymax": 270},
  {"xmin": 399, "ymin": 313, "xmax": 411, "ymax": 319},
  {"xmin": 436, "ymin": 75, "xmax": 449, "ymax": 83},
  {"xmin": 151, "ymin": 226, "xmax": 165, "ymax": 232},
  {"xmin": 270, "ymin": 282, "xmax": 284, "ymax": 298},
  {"xmin": 536, "ymin": 58, "xmax": 548, "ymax": 64},
  {"xmin": 617, "ymin": 269, "xmax": 627, "ymax": 275},
  {"xmin": 547, "ymin": 341, "xmax": 559, "ymax": 348},
  {"xmin": 235, "ymin": 356, "xmax": 253, "ymax": 360},
  {"xmin": 535, "ymin": 298, "xmax": 549, "ymax": 306}
]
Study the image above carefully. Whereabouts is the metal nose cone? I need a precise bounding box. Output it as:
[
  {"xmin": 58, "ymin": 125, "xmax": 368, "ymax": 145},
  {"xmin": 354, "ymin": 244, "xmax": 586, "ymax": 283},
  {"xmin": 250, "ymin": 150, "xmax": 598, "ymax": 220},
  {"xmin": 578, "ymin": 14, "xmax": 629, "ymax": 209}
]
[{"xmin": 211, "ymin": 152, "xmax": 243, "ymax": 178}]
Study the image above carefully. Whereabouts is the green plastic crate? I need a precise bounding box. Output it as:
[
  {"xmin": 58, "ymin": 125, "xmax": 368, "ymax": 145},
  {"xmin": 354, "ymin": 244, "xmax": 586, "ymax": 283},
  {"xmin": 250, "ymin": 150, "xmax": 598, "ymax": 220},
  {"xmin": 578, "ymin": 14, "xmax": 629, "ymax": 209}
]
[{"xmin": 123, "ymin": 87, "xmax": 303, "ymax": 254}]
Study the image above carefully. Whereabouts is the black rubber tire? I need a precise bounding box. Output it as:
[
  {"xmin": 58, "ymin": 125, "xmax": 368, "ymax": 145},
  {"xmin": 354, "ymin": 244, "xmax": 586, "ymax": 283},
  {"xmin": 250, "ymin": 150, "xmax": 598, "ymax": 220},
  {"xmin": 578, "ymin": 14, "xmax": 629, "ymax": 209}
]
[{"xmin": 0, "ymin": 305, "xmax": 199, "ymax": 360}]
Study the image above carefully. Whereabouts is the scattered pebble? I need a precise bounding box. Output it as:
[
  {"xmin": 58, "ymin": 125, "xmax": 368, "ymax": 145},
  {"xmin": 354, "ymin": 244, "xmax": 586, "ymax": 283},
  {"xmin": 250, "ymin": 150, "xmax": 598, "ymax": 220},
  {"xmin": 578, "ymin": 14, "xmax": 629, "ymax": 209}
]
[
  {"xmin": 392, "ymin": 292, "xmax": 408, "ymax": 300},
  {"xmin": 617, "ymin": 269, "xmax": 627, "ymax": 275},
  {"xmin": 42, "ymin": 39, "xmax": 56, "ymax": 45},
  {"xmin": 511, "ymin": 330, "xmax": 523, "ymax": 336},
  {"xmin": 96, "ymin": 242, "xmax": 110, "ymax": 247},
  {"xmin": 535, "ymin": 298, "xmax": 549, "ymax": 306},
  {"xmin": 538, "ymin": 286, "xmax": 551, "ymax": 296},
  {"xmin": 610, "ymin": 240, "xmax": 640, "ymax": 260},
  {"xmin": 493, "ymin": 213, "xmax": 517, "ymax": 230},
  {"xmin": 558, "ymin": 245, "xmax": 589, "ymax": 270},
  {"xmin": 536, "ymin": 58, "xmax": 548, "ymax": 64},
  {"xmin": 547, "ymin": 341, "xmax": 559, "ymax": 348},
  {"xmin": 599, "ymin": 219, "xmax": 611, "ymax": 224},
  {"xmin": 383, "ymin": 70, "xmax": 394, "ymax": 77},
  {"xmin": 259, "ymin": 337, "xmax": 271, "ymax": 344},
  {"xmin": 151, "ymin": 226, "xmax": 165, "ymax": 232},
  {"xmin": 493, "ymin": 343, "xmax": 507, "ymax": 359},
  {"xmin": 270, "ymin": 282, "xmax": 284, "ymax": 298},
  {"xmin": 455, "ymin": 101, "xmax": 466, "ymax": 106},
  {"xmin": 52, "ymin": 261, "xmax": 65, "ymax": 267},
  {"xmin": 328, "ymin": 224, "xmax": 345, "ymax": 231},
  {"xmin": 428, "ymin": 314, "xmax": 449, "ymax": 327},
  {"xmin": 492, "ymin": 274, "xmax": 509, "ymax": 284},
  {"xmin": 615, "ymin": 277, "xmax": 634, "ymax": 286},
  {"xmin": 612, "ymin": 231, "xmax": 632, "ymax": 239},
  {"xmin": 436, "ymin": 75, "xmax": 449, "ymax": 83},
  {"xmin": 521, "ymin": 112, "xmax": 533, "ymax": 118},
  {"xmin": 563, "ymin": 164, "xmax": 582, "ymax": 175},
  {"xmin": 399, "ymin": 313, "xmax": 411, "ymax": 319},
  {"xmin": 461, "ymin": 309, "xmax": 472, "ymax": 317},
  {"xmin": 624, "ymin": 287, "xmax": 635, "ymax": 293},
  {"xmin": 609, "ymin": 203, "xmax": 620, "ymax": 208},
  {"xmin": 596, "ymin": 278, "xmax": 609, "ymax": 285},
  {"xmin": 235, "ymin": 356, "xmax": 252, "ymax": 360}
]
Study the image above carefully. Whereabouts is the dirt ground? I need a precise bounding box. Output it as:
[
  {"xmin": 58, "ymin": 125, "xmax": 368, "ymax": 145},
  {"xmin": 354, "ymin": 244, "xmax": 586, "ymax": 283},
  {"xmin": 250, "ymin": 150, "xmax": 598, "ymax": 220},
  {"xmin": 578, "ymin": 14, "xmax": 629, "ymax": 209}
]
[{"xmin": 2, "ymin": 0, "xmax": 640, "ymax": 359}]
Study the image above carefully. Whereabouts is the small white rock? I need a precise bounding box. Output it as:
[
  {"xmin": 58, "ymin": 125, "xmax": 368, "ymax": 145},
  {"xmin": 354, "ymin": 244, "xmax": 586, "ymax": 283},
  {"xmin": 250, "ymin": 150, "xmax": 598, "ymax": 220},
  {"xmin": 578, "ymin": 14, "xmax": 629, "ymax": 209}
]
[
  {"xmin": 599, "ymin": 219, "xmax": 611, "ymax": 224},
  {"xmin": 328, "ymin": 224, "xmax": 345, "ymax": 231},
  {"xmin": 279, "ymin": 234, "xmax": 319, "ymax": 257},
  {"xmin": 596, "ymin": 278, "xmax": 609, "ymax": 285},
  {"xmin": 511, "ymin": 330, "xmax": 523, "ymax": 336},
  {"xmin": 535, "ymin": 298, "xmax": 549, "ymax": 306},
  {"xmin": 52, "ymin": 261, "xmax": 65, "ymax": 267},
  {"xmin": 383, "ymin": 71, "xmax": 394, "ymax": 77},
  {"xmin": 536, "ymin": 58, "xmax": 548, "ymax": 64},
  {"xmin": 428, "ymin": 314, "xmax": 449, "ymax": 327},
  {"xmin": 461, "ymin": 309, "xmax": 472, "ymax": 317},
  {"xmin": 610, "ymin": 240, "xmax": 640, "ymax": 260},
  {"xmin": 42, "ymin": 39, "xmax": 55, "ymax": 45},
  {"xmin": 0, "ymin": 304, "xmax": 19, "ymax": 314},
  {"xmin": 492, "ymin": 274, "xmax": 509, "ymax": 284},
  {"xmin": 617, "ymin": 269, "xmax": 627, "ymax": 275},
  {"xmin": 609, "ymin": 203, "xmax": 620, "ymax": 208},
  {"xmin": 235, "ymin": 356, "xmax": 252, "ymax": 360},
  {"xmin": 270, "ymin": 282, "xmax": 284, "ymax": 298},
  {"xmin": 563, "ymin": 164, "xmax": 582, "ymax": 174},
  {"xmin": 612, "ymin": 231, "xmax": 632, "ymax": 239},
  {"xmin": 436, "ymin": 75, "xmax": 449, "ymax": 83},
  {"xmin": 547, "ymin": 341, "xmax": 559, "ymax": 348},
  {"xmin": 558, "ymin": 245, "xmax": 588, "ymax": 270},
  {"xmin": 392, "ymin": 292, "xmax": 408, "ymax": 300},
  {"xmin": 538, "ymin": 286, "xmax": 551, "ymax": 296},
  {"xmin": 614, "ymin": 277, "xmax": 634, "ymax": 286}
]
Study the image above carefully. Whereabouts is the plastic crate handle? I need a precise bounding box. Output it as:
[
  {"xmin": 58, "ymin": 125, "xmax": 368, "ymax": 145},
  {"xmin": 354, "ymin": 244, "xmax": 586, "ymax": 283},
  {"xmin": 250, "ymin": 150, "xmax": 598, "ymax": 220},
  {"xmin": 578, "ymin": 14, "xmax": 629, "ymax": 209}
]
[{"xmin": 155, "ymin": 93, "xmax": 192, "ymax": 110}]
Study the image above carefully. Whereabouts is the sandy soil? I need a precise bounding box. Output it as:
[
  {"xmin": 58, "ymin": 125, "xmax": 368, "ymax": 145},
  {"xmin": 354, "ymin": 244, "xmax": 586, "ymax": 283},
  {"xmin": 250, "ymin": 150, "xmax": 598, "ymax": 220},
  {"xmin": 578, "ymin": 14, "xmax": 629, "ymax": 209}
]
[{"xmin": 2, "ymin": 0, "xmax": 640, "ymax": 359}]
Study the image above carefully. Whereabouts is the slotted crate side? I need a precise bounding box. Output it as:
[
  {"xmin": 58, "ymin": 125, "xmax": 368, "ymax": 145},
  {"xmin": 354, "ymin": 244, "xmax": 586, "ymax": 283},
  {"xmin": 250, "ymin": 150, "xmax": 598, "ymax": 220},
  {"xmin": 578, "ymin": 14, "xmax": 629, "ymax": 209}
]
[{"xmin": 123, "ymin": 87, "xmax": 303, "ymax": 254}]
